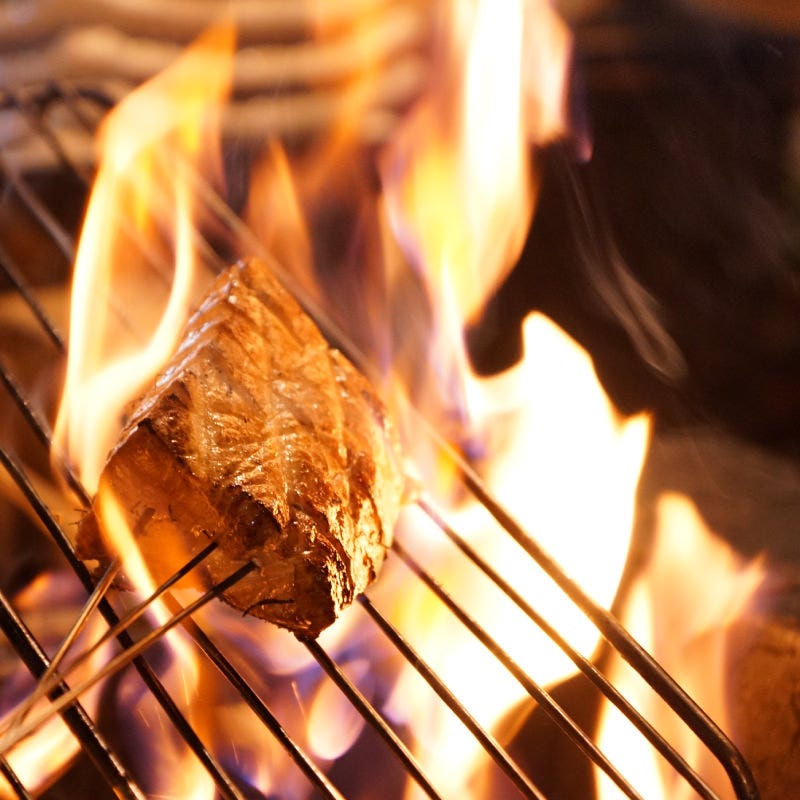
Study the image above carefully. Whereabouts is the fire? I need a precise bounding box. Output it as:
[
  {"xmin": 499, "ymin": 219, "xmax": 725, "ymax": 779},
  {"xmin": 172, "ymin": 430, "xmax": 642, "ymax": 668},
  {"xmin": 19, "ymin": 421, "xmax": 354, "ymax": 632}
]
[
  {"xmin": 53, "ymin": 22, "xmax": 234, "ymax": 495},
  {"xmin": 379, "ymin": 0, "xmax": 638, "ymax": 672},
  {"xmin": 379, "ymin": 0, "xmax": 573, "ymax": 477},
  {"xmin": 307, "ymin": 659, "xmax": 372, "ymax": 761},
  {"xmin": 463, "ymin": 312, "xmax": 649, "ymax": 688},
  {"xmin": 30, "ymin": 0, "xmax": 660, "ymax": 796},
  {"xmin": 376, "ymin": 313, "xmax": 649, "ymax": 797},
  {"xmin": 51, "ymin": 22, "xmax": 235, "ymax": 652},
  {"xmin": 596, "ymin": 492, "xmax": 764, "ymax": 800},
  {"xmin": 382, "ymin": 0, "xmax": 570, "ymax": 322}
]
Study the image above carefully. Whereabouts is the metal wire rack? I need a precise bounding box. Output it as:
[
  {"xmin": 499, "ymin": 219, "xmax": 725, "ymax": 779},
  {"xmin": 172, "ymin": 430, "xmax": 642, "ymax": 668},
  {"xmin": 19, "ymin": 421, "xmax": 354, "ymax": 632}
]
[{"xmin": 0, "ymin": 83, "xmax": 760, "ymax": 800}]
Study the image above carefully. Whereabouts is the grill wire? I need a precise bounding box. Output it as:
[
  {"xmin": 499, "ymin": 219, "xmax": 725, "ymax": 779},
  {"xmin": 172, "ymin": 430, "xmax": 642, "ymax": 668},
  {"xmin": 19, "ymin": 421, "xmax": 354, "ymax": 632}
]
[{"xmin": 0, "ymin": 84, "xmax": 760, "ymax": 800}]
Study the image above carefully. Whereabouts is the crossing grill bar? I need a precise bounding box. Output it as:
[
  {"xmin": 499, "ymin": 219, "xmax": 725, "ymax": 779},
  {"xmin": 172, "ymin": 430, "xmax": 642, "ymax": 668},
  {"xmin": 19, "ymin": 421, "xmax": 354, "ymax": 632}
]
[{"xmin": 0, "ymin": 79, "xmax": 762, "ymax": 800}]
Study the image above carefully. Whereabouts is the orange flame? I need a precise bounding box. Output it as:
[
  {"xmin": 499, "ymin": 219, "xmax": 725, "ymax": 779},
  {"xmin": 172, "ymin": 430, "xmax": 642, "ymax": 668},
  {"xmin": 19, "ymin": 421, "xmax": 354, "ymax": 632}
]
[
  {"xmin": 370, "ymin": 2, "xmax": 652, "ymax": 794},
  {"xmin": 54, "ymin": 22, "xmax": 235, "ymax": 494},
  {"xmin": 245, "ymin": 140, "xmax": 318, "ymax": 306},
  {"xmin": 377, "ymin": 314, "xmax": 649, "ymax": 797},
  {"xmin": 42, "ymin": 0, "xmax": 659, "ymax": 795},
  {"xmin": 382, "ymin": 0, "xmax": 570, "ymax": 319},
  {"xmin": 379, "ymin": 0, "xmax": 573, "ymax": 478}
]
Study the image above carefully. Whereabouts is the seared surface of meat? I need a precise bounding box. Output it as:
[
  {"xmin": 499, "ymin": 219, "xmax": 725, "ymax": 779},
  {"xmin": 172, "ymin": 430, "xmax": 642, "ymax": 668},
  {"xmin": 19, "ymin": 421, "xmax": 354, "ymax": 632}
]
[{"xmin": 78, "ymin": 257, "xmax": 405, "ymax": 637}]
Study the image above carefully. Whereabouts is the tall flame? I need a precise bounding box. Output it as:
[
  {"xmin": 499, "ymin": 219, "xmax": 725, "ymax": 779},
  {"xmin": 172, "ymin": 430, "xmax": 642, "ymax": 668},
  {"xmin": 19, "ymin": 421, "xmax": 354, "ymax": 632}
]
[
  {"xmin": 370, "ymin": 2, "xmax": 651, "ymax": 794},
  {"xmin": 54, "ymin": 23, "xmax": 235, "ymax": 494},
  {"xmin": 378, "ymin": 313, "xmax": 649, "ymax": 797},
  {"xmin": 379, "ymin": 0, "xmax": 573, "ymax": 470},
  {"xmin": 382, "ymin": 0, "xmax": 570, "ymax": 321}
]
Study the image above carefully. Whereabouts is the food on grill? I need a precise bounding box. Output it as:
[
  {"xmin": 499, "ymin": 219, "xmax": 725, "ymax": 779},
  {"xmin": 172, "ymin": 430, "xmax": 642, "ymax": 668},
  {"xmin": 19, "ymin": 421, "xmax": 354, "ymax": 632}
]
[{"xmin": 77, "ymin": 257, "xmax": 405, "ymax": 637}]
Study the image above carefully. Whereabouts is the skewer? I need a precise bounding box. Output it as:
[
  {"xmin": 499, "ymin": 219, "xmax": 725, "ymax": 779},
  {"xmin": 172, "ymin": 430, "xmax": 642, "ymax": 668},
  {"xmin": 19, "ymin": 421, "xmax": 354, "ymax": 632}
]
[
  {"xmin": 0, "ymin": 560, "xmax": 256, "ymax": 756},
  {"xmin": 0, "ymin": 397, "xmax": 264, "ymax": 799},
  {"xmin": 0, "ymin": 559, "xmax": 120, "ymax": 739},
  {"xmin": 0, "ymin": 542, "xmax": 220, "ymax": 742},
  {"xmin": 0, "ymin": 588, "xmax": 145, "ymax": 800},
  {"xmin": 161, "ymin": 593, "xmax": 348, "ymax": 800}
]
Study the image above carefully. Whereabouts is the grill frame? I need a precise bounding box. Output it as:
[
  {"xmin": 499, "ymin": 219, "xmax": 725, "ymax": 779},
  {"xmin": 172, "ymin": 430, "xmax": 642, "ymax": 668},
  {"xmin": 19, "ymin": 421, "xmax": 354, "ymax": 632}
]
[{"xmin": 0, "ymin": 82, "xmax": 761, "ymax": 800}]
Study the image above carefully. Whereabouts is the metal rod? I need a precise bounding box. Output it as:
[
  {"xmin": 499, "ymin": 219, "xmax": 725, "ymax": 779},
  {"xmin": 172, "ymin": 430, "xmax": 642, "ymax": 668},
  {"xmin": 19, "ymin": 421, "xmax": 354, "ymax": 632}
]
[
  {"xmin": 304, "ymin": 638, "xmax": 445, "ymax": 800},
  {"xmin": 0, "ymin": 150, "xmax": 76, "ymax": 261},
  {"xmin": 457, "ymin": 461, "xmax": 760, "ymax": 800},
  {"xmin": 0, "ymin": 562, "xmax": 256, "ymax": 755},
  {"xmin": 0, "ymin": 559, "xmax": 120, "ymax": 742},
  {"xmin": 416, "ymin": 493, "xmax": 720, "ymax": 800},
  {"xmin": 0, "ymin": 362, "xmax": 57, "ymax": 452},
  {"xmin": 0, "ymin": 755, "xmax": 34, "ymax": 800},
  {"xmin": 0, "ymin": 361, "xmax": 90, "ymax": 505},
  {"xmin": 62, "ymin": 542, "xmax": 216, "ymax": 659},
  {"xmin": 6, "ymin": 543, "xmax": 218, "ymax": 733},
  {"xmin": 0, "ymin": 244, "xmax": 66, "ymax": 351},
  {"xmin": 53, "ymin": 84, "xmax": 114, "ymax": 155},
  {"xmin": 1, "ymin": 91, "xmax": 200, "ymax": 352},
  {"xmin": 22, "ymin": 84, "xmax": 96, "ymax": 185},
  {"xmin": 357, "ymin": 593, "xmax": 547, "ymax": 800},
  {"xmin": 392, "ymin": 539, "xmax": 646, "ymax": 800},
  {"xmin": 0, "ymin": 588, "xmax": 145, "ymax": 800}
]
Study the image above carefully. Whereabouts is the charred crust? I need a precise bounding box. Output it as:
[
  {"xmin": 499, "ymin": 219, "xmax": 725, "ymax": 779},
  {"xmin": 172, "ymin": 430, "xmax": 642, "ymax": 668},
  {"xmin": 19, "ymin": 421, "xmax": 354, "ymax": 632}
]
[{"xmin": 80, "ymin": 258, "xmax": 403, "ymax": 638}]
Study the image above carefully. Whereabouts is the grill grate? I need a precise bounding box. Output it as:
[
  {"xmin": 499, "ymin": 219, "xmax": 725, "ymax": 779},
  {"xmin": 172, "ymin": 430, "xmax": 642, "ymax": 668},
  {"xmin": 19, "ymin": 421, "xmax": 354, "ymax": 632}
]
[{"xmin": 0, "ymin": 83, "xmax": 760, "ymax": 800}]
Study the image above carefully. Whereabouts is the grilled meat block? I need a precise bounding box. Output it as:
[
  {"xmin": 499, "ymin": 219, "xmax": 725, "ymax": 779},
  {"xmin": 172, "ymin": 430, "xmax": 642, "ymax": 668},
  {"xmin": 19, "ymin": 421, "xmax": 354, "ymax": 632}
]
[{"xmin": 77, "ymin": 257, "xmax": 405, "ymax": 637}]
